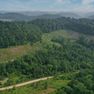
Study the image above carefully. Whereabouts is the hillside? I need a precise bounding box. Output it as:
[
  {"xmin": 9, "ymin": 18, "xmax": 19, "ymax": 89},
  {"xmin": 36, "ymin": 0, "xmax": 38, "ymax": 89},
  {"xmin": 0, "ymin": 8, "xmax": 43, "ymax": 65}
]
[
  {"xmin": 0, "ymin": 0, "xmax": 94, "ymax": 93},
  {"xmin": 0, "ymin": 13, "xmax": 33, "ymax": 21},
  {"xmin": 0, "ymin": 18, "xmax": 94, "ymax": 94},
  {"xmin": 0, "ymin": 72, "xmax": 75, "ymax": 94},
  {"xmin": 0, "ymin": 30, "xmax": 81, "ymax": 62},
  {"xmin": 0, "ymin": 17, "xmax": 94, "ymax": 49},
  {"xmin": 0, "ymin": 27, "xmax": 94, "ymax": 83},
  {"xmin": 88, "ymin": 15, "xmax": 94, "ymax": 19},
  {"xmin": 32, "ymin": 17, "xmax": 94, "ymax": 35},
  {"xmin": 0, "ymin": 30, "xmax": 94, "ymax": 63},
  {"xmin": 0, "ymin": 21, "xmax": 42, "ymax": 48}
]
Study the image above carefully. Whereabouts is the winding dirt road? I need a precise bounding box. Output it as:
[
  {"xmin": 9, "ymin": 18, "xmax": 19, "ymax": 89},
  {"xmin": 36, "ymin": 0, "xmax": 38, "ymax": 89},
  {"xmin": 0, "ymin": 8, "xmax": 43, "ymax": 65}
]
[{"xmin": 0, "ymin": 76, "xmax": 53, "ymax": 91}]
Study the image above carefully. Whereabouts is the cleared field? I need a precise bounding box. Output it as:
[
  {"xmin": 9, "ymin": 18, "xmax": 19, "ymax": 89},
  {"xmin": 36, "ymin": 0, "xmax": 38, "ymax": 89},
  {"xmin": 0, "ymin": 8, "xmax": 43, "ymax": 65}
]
[{"xmin": 0, "ymin": 44, "xmax": 32, "ymax": 63}]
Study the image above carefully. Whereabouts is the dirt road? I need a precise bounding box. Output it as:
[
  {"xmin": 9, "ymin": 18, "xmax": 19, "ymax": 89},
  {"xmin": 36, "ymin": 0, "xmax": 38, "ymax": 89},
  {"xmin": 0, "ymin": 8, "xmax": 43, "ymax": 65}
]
[{"xmin": 0, "ymin": 76, "xmax": 53, "ymax": 91}]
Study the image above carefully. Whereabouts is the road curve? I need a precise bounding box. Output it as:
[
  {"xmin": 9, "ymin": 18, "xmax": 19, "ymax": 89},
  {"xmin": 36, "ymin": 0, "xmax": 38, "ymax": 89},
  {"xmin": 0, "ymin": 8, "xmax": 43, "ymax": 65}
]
[{"xmin": 0, "ymin": 76, "xmax": 53, "ymax": 91}]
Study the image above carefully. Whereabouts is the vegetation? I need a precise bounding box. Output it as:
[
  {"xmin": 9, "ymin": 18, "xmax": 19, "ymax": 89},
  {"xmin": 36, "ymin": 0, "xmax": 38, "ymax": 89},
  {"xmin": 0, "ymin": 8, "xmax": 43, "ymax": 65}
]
[
  {"xmin": 0, "ymin": 17, "xmax": 94, "ymax": 48},
  {"xmin": 0, "ymin": 30, "xmax": 94, "ymax": 63},
  {"xmin": 0, "ymin": 31, "xmax": 94, "ymax": 87},
  {"xmin": 0, "ymin": 72, "xmax": 76, "ymax": 94},
  {"xmin": 0, "ymin": 21, "xmax": 42, "ymax": 48},
  {"xmin": 0, "ymin": 44, "xmax": 32, "ymax": 63},
  {"xmin": 32, "ymin": 17, "xmax": 94, "ymax": 35},
  {"xmin": 55, "ymin": 68, "xmax": 94, "ymax": 94},
  {"xmin": 0, "ymin": 17, "xmax": 94, "ymax": 94}
]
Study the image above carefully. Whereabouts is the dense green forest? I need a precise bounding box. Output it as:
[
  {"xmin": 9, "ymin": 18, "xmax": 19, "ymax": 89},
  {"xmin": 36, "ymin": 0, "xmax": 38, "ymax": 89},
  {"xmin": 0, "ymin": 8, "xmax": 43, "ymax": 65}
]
[
  {"xmin": 32, "ymin": 17, "xmax": 94, "ymax": 35},
  {"xmin": 0, "ymin": 17, "xmax": 94, "ymax": 94},
  {"xmin": 0, "ymin": 21, "xmax": 42, "ymax": 48},
  {"xmin": 56, "ymin": 68, "xmax": 94, "ymax": 94}
]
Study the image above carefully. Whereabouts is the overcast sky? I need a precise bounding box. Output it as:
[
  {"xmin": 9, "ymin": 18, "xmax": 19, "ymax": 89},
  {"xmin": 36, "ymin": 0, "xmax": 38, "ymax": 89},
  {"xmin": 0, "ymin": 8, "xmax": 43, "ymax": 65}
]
[{"xmin": 0, "ymin": 0, "xmax": 94, "ymax": 12}]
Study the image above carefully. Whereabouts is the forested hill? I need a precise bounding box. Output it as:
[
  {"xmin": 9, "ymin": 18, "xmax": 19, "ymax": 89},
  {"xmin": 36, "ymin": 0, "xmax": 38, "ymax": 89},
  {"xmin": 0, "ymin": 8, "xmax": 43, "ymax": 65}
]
[
  {"xmin": 32, "ymin": 17, "xmax": 94, "ymax": 35},
  {"xmin": 0, "ymin": 17, "xmax": 94, "ymax": 48},
  {"xmin": 0, "ymin": 16, "xmax": 94, "ymax": 94}
]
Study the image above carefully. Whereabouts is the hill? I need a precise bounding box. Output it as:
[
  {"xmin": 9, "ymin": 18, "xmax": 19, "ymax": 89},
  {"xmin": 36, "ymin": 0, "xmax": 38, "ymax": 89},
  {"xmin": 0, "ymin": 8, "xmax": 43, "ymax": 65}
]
[
  {"xmin": 0, "ymin": 17, "xmax": 94, "ymax": 94},
  {"xmin": 0, "ymin": 13, "xmax": 33, "ymax": 21},
  {"xmin": 0, "ymin": 29, "xmax": 94, "ymax": 63},
  {"xmin": 0, "ymin": 12, "xmax": 81, "ymax": 21},
  {"xmin": 88, "ymin": 15, "xmax": 94, "ymax": 19},
  {"xmin": 58, "ymin": 12, "xmax": 81, "ymax": 18},
  {"xmin": 0, "ymin": 28, "xmax": 93, "ymax": 93}
]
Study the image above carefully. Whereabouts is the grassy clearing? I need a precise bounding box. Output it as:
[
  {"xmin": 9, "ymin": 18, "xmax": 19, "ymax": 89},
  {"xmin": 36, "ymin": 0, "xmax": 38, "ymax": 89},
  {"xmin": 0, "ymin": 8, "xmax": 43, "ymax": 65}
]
[
  {"xmin": 42, "ymin": 30, "xmax": 94, "ymax": 42},
  {"xmin": 0, "ymin": 44, "xmax": 32, "ymax": 63},
  {"xmin": 42, "ymin": 30, "xmax": 79, "ymax": 42}
]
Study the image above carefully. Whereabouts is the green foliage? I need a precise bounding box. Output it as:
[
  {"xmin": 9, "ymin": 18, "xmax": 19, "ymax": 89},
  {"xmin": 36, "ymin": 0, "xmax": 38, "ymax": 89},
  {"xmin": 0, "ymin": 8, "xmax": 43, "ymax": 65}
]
[
  {"xmin": 0, "ymin": 36, "xmax": 93, "ymax": 86},
  {"xmin": 0, "ymin": 21, "xmax": 42, "ymax": 48},
  {"xmin": 56, "ymin": 69, "xmax": 94, "ymax": 94},
  {"xmin": 0, "ymin": 18, "xmax": 94, "ymax": 94},
  {"xmin": 0, "ymin": 72, "xmax": 72, "ymax": 94},
  {"xmin": 32, "ymin": 17, "xmax": 94, "ymax": 35},
  {"xmin": 1, "ymin": 17, "xmax": 94, "ymax": 48}
]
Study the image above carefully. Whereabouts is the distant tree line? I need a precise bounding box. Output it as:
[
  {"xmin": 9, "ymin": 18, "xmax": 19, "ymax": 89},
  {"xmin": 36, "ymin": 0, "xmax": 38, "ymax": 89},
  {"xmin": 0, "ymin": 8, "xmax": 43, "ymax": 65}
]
[{"xmin": 32, "ymin": 17, "xmax": 94, "ymax": 35}]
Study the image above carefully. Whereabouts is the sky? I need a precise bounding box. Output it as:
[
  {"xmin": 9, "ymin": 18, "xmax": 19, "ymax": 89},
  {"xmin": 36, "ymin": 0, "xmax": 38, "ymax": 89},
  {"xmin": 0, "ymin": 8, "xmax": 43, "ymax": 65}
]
[{"xmin": 0, "ymin": 0, "xmax": 94, "ymax": 12}]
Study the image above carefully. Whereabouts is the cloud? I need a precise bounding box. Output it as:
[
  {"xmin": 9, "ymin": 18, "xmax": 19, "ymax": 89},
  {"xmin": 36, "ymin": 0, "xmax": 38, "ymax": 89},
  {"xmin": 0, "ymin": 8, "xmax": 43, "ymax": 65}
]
[
  {"xmin": 82, "ymin": 0, "xmax": 94, "ymax": 5},
  {"xmin": 0, "ymin": 0, "xmax": 94, "ymax": 12},
  {"xmin": 57, "ymin": 0, "xmax": 64, "ymax": 2},
  {"xmin": 55, "ymin": 0, "xmax": 94, "ymax": 12}
]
